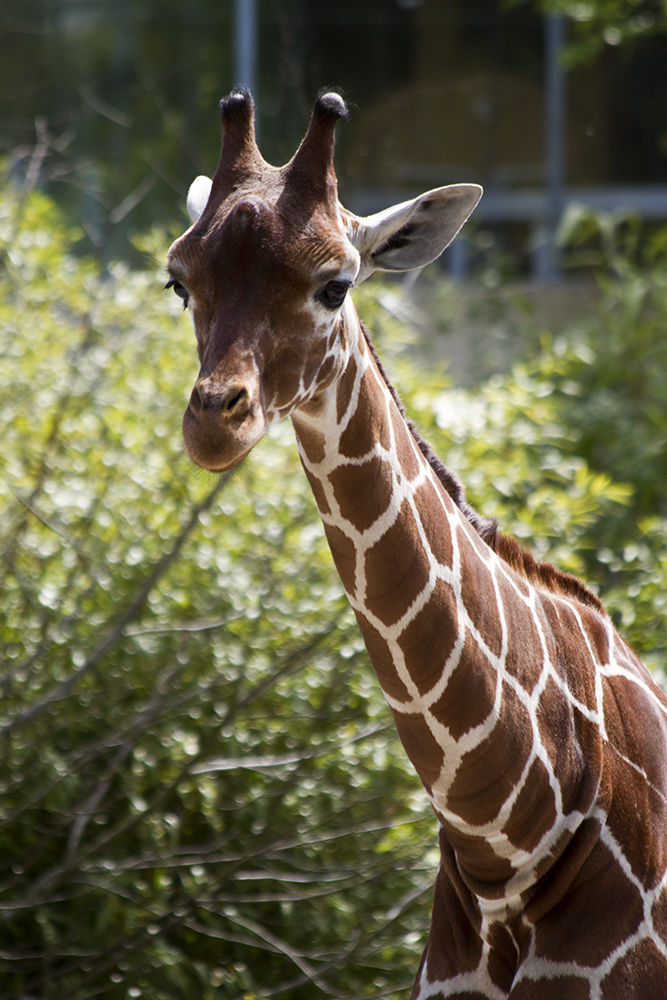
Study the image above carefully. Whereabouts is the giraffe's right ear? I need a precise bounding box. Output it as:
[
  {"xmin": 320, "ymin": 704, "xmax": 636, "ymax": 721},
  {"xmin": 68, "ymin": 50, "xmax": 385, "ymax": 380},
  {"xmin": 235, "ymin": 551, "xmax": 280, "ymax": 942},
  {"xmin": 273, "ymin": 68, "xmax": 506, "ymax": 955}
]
[
  {"xmin": 348, "ymin": 184, "xmax": 482, "ymax": 282},
  {"xmin": 186, "ymin": 175, "xmax": 213, "ymax": 223}
]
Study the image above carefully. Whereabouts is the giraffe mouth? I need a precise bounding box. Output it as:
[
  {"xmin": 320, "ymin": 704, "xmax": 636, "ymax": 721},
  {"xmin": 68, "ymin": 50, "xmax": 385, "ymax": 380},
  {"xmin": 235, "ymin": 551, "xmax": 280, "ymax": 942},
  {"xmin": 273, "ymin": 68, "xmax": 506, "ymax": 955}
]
[
  {"xmin": 191, "ymin": 443, "xmax": 254, "ymax": 474},
  {"xmin": 182, "ymin": 392, "xmax": 268, "ymax": 473}
]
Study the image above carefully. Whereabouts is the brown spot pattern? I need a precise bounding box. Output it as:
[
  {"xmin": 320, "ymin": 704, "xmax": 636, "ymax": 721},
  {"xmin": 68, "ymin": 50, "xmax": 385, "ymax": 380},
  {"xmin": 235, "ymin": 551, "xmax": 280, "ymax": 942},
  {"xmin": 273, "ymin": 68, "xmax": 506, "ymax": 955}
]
[
  {"xmin": 392, "ymin": 710, "xmax": 444, "ymax": 792},
  {"xmin": 535, "ymin": 677, "xmax": 603, "ymax": 817},
  {"xmin": 336, "ymin": 353, "xmax": 356, "ymax": 423},
  {"xmin": 458, "ymin": 530, "xmax": 503, "ymax": 659},
  {"xmin": 322, "ymin": 523, "xmax": 356, "ymax": 596},
  {"xmin": 603, "ymin": 673, "xmax": 667, "ymax": 799},
  {"xmin": 524, "ymin": 817, "xmax": 600, "ymax": 925},
  {"xmin": 502, "ymin": 757, "xmax": 557, "ymax": 854},
  {"xmin": 413, "ymin": 478, "xmax": 454, "ymax": 569},
  {"xmin": 651, "ymin": 890, "xmax": 667, "ymax": 946},
  {"xmin": 498, "ymin": 573, "xmax": 549, "ymax": 693},
  {"xmin": 579, "ymin": 602, "xmax": 611, "ymax": 664},
  {"xmin": 533, "ymin": 840, "xmax": 643, "ymax": 966},
  {"xmin": 296, "ymin": 424, "xmax": 325, "ymax": 464},
  {"xmin": 430, "ymin": 633, "xmax": 497, "ymax": 740},
  {"xmin": 301, "ymin": 465, "xmax": 330, "ymax": 515},
  {"xmin": 421, "ymin": 993, "xmax": 490, "ymax": 1000},
  {"xmin": 364, "ymin": 500, "xmax": 431, "ymax": 627},
  {"xmin": 328, "ymin": 455, "xmax": 392, "ymax": 532},
  {"xmin": 509, "ymin": 977, "xmax": 590, "ymax": 1000},
  {"xmin": 446, "ymin": 829, "xmax": 516, "ymax": 892},
  {"xmin": 397, "ymin": 577, "xmax": 459, "ymax": 696},
  {"xmin": 339, "ymin": 369, "xmax": 389, "ymax": 457},
  {"xmin": 316, "ymin": 353, "xmax": 335, "ymax": 387},
  {"xmin": 355, "ymin": 610, "xmax": 411, "ymax": 702},
  {"xmin": 486, "ymin": 923, "xmax": 519, "ymax": 991},
  {"xmin": 447, "ymin": 687, "xmax": 532, "ymax": 826},
  {"xmin": 539, "ymin": 595, "xmax": 600, "ymax": 714},
  {"xmin": 392, "ymin": 405, "xmax": 422, "ymax": 479},
  {"xmin": 601, "ymin": 939, "xmax": 667, "ymax": 999}
]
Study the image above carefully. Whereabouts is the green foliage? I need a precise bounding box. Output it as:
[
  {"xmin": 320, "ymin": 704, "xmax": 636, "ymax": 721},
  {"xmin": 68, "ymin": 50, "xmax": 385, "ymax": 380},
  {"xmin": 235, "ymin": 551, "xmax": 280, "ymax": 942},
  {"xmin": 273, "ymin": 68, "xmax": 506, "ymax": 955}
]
[
  {"xmin": 1, "ymin": 185, "xmax": 666, "ymax": 999},
  {"xmin": 0, "ymin": 189, "xmax": 429, "ymax": 1000},
  {"xmin": 508, "ymin": 0, "xmax": 667, "ymax": 62},
  {"xmin": 552, "ymin": 208, "xmax": 667, "ymax": 521},
  {"xmin": 531, "ymin": 209, "xmax": 667, "ymax": 673}
]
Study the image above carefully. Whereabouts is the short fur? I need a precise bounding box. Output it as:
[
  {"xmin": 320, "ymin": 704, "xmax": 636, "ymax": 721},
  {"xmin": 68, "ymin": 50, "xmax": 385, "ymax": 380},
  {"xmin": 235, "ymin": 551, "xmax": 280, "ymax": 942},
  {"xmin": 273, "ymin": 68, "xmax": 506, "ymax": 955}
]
[{"xmin": 362, "ymin": 324, "xmax": 604, "ymax": 613}]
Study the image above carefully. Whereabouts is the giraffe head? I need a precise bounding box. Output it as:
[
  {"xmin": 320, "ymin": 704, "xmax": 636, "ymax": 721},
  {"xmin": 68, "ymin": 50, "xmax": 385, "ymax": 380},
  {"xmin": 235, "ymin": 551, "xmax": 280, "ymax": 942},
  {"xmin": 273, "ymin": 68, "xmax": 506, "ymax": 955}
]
[{"xmin": 167, "ymin": 89, "xmax": 481, "ymax": 472}]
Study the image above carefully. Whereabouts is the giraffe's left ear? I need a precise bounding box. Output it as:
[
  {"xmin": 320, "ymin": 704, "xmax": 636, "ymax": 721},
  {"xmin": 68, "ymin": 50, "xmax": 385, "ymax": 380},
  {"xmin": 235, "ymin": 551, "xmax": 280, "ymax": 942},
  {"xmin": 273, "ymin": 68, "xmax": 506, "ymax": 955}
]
[
  {"xmin": 349, "ymin": 184, "xmax": 482, "ymax": 282},
  {"xmin": 187, "ymin": 175, "xmax": 213, "ymax": 223}
]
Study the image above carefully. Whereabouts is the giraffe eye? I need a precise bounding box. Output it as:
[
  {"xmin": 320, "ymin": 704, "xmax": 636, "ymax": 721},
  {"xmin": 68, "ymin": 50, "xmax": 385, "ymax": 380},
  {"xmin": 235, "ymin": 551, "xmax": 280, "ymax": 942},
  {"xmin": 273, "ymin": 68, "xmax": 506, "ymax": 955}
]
[
  {"xmin": 165, "ymin": 277, "xmax": 190, "ymax": 309},
  {"xmin": 316, "ymin": 279, "xmax": 352, "ymax": 310}
]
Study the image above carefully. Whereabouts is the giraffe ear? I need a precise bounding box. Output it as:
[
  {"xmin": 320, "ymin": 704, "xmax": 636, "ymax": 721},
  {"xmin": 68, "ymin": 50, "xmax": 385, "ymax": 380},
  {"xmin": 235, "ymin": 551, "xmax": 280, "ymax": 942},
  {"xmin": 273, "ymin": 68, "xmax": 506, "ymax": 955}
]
[
  {"xmin": 349, "ymin": 184, "xmax": 482, "ymax": 282},
  {"xmin": 186, "ymin": 175, "xmax": 213, "ymax": 223}
]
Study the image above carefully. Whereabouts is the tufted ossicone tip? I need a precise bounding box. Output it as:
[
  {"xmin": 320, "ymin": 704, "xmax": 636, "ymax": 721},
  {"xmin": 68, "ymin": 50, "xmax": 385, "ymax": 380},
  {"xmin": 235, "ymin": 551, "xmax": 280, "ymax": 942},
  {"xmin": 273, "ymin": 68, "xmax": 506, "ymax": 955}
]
[
  {"xmin": 219, "ymin": 87, "xmax": 254, "ymax": 125},
  {"xmin": 313, "ymin": 90, "xmax": 350, "ymax": 123},
  {"xmin": 283, "ymin": 89, "xmax": 348, "ymax": 208},
  {"xmin": 209, "ymin": 87, "xmax": 265, "ymax": 204}
]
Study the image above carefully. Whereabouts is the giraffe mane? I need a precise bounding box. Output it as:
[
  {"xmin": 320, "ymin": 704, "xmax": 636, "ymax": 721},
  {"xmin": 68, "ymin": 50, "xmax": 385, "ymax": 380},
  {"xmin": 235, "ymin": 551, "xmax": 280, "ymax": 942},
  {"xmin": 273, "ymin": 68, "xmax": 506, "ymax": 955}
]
[{"xmin": 362, "ymin": 325, "xmax": 604, "ymax": 614}]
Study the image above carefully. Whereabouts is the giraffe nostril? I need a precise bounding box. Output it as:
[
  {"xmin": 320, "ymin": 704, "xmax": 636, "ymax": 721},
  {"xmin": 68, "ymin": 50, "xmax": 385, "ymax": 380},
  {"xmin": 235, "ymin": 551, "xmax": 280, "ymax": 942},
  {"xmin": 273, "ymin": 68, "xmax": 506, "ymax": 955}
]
[
  {"xmin": 189, "ymin": 382, "xmax": 206, "ymax": 414},
  {"xmin": 222, "ymin": 385, "xmax": 249, "ymax": 416},
  {"xmin": 189, "ymin": 380, "xmax": 252, "ymax": 419}
]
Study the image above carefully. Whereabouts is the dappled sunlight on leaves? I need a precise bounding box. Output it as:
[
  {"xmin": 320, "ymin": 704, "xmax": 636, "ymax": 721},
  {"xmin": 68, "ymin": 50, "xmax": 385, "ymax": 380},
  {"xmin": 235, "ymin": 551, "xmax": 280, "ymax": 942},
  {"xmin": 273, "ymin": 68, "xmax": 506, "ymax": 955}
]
[{"xmin": 0, "ymin": 187, "xmax": 430, "ymax": 1000}]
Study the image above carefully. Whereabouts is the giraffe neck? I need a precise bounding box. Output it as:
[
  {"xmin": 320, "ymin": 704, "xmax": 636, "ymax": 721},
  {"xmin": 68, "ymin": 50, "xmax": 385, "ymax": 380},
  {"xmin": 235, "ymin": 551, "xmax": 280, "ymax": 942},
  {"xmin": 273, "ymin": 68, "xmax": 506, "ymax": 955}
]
[{"xmin": 290, "ymin": 306, "xmax": 598, "ymax": 902}]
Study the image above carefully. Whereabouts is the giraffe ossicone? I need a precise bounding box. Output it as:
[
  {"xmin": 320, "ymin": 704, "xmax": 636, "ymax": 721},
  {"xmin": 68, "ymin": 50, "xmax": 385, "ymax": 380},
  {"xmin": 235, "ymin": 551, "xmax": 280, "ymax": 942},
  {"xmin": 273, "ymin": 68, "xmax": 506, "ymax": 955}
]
[{"xmin": 166, "ymin": 89, "xmax": 667, "ymax": 998}]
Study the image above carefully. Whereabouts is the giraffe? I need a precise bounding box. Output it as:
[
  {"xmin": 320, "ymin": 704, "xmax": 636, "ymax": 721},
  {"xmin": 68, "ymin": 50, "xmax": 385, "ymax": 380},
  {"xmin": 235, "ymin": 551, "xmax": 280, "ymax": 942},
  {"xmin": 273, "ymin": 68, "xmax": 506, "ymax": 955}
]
[{"xmin": 166, "ymin": 89, "xmax": 667, "ymax": 998}]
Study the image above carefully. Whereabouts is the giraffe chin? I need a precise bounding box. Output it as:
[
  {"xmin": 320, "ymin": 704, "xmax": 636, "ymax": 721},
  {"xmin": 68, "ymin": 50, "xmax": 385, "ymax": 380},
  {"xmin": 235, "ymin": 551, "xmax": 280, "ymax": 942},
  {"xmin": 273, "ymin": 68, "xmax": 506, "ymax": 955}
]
[
  {"xmin": 182, "ymin": 408, "xmax": 266, "ymax": 473},
  {"xmin": 192, "ymin": 448, "xmax": 253, "ymax": 474}
]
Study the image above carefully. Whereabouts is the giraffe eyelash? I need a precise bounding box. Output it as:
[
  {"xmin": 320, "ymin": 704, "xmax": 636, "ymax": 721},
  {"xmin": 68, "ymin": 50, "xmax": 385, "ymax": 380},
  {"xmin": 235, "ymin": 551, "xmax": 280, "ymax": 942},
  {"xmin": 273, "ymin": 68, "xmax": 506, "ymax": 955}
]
[
  {"xmin": 165, "ymin": 277, "xmax": 190, "ymax": 309},
  {"xmin": 316, "ymin": 279, "xmax": 353, "ymax": 310}
]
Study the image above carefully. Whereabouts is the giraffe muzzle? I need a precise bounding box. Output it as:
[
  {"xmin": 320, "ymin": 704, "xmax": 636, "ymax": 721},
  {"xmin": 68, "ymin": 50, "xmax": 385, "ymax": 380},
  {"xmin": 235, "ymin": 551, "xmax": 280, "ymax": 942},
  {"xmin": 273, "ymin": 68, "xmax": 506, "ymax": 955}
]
[
  {"xmin": 190, "ymin": 380, "xmax": 249, "ymax": 419},
  {"xmin": 182, "ymin": 374, "xmax": 267, "ymax": 472}
]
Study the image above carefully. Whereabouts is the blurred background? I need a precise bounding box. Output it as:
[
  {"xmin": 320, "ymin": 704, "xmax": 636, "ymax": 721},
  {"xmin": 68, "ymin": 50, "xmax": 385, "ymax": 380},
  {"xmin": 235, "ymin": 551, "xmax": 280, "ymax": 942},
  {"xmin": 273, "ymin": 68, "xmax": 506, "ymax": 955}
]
[
  {"xmin": 2, "ymin": 0, "xmax": 667, "ymax": 270},
  {"xmin": 2, "ymin": 3, "xmax": 667, "ymax": 999}
]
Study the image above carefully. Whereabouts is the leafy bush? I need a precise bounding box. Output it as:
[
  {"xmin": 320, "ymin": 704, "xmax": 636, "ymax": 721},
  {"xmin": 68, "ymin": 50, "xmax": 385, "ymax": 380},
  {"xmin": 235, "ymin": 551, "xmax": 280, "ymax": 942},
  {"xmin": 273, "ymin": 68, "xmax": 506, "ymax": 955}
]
[
  {"xmin": 522, "ymin": 209, "xmax": 667, "ymax": 672},
  {"xmin": 1, "ymin": 187, "xmax": 666, "ymax": 999},
  {"xmin": 0, "ymin": 192, "xmax": 430, "ymax": 1000}
]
